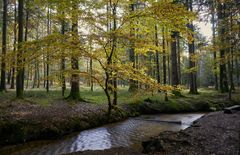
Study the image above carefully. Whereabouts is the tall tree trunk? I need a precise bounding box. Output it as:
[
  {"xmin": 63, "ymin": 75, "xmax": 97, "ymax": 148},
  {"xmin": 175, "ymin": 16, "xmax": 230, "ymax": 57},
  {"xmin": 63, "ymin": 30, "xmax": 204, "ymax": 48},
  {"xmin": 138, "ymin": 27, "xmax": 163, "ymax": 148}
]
[
  {"xmin": 228, "ymin": 55, "xmax": 233, "ymax": 100},
  {"xmin": 32, "ymin": 62, "xmax": 37, "ymax": 88},
  {"xmin": 7, "ymin": 70, "xmax": 11, "ymax": 85},
  {"xmin": 61, "ymin": 13, "xmax": 66, "ymax": 97},
  {"xmin": 155, "ymin": 25, "xmax": 161, "ymax": 92},
  {"xmin": 67, "ymin": 1, "xmax": 82, "ymax": 100},
  {"xmin": 171, "ymin": 31, "xmax": 179, "ymax": 86},
  {"xmin": 112, "ymin": 3, "xmax": 117, "ymax": 106},
  {"xmin": 37, "ymin": 62, "xmax": 40, "ymax": 88},
  {"xmin": 128, "ymin": 3, "xmax": 137, "ymax": 92},
  {"xmin": 228, "ymin": 7, "xmax": 234, "ymax": 100},
  {"xmin": 217, "ymin": 2, "xmax": 229, "ymax": 93},
  {"xmin": 162, "ymin": 28, "xmax": 167, "ymax": 85},
  {"xmin": 188, "ymin": 23, "xmax": 198, "ymax": 94},
  {"xmin": 10, "ymin": 1, "xmax": 16, "ymax": 89},
  {"xmin": 236, "ymin": 58, "xmax": 240, "ymax": 87},
  {"xmin": 211, "ymin": 3, "xmax": 218, "ymax": 90},
  {"xmin": 162, "ymin": 28, "xmax": 168, "ymax": 101},
  {"xmin": 90, "ymin": 57, "xmax": 93, "ymax": 92},
  {"xmin": 167, "ymin": 41, "xmax": 171, "ymax": 85},
  {"xmin": 46, "ymin": 6, "xmax": 51, "ymax": 92},
  {"xmin": 43, "ymin": 57, "xmax": 46, "ymax": 88},
  {"xmin": 0, "ymin": 0, "xmax": 7, "ymax": 91},
  {"xmin": 33, "ymin": 20, "xmax": 40, "ymax": 89},
  {"xmin": 177, "ymin": 36, "xmax": 181, "ymax": 84},
  {"xmin": 16, "ymin": 0, "xmax": 24, "ymax": 98},
  {"xmin": 187, "ymin": 0, "xmax": 198, "ymax": 94},
  {"xmin": 24, "ymin": 10, "xmax": 29, "ymax": 89}
]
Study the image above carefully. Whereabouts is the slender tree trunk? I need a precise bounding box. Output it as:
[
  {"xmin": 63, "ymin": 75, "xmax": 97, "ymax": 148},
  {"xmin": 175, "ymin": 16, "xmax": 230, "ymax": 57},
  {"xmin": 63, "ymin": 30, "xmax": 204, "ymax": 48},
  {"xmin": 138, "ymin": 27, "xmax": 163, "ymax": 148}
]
[
  {"xmin": 162, "ymin": 29, "xmax": 167, "ymax": 85},
  {"xmin": 104, "ymin": 72, "xmax": 112, "ymax": 115},
  {"xmin": 33, "ymin": 20, "xmax": 40, "ymax": 89},
  {"xmin": 24, "ymin": 10, "xmax": 29, "ymax": 89},
  {"xmin": 16, "ymin": 0, "xmax": 24, "ymax": 98},
  {"xmin": 171, "ymin": 31, "xmax": 179, "ymax": 86},
  {"xmin": 0, "ymin": 0, "xmax": 7, "ymax": 91},
  {"xmin": 7, "ymin": 70, "xmax": 11, "ymax": 85},
  {"xmin": 236, "ymin": 58, "xmax": 240, "ymax": 87},
  {"xmin": 43, "ymin": 57, "xmax": 46, "ymax": 88},
  {"xmin": 90, "ymin": 57, "xmax": 93, "ymax": 92},
  {"xmin": 229, "ymin": 10, "xmax": 235, "ymax": 91},
  {"xmin": 128, "ymin": 3, "xmax": 137, "ymax": 92},
  {"xmin": 112, "ymin": 2, "xmax": 117, "ymax": 106},
  {"xmin": 155, "ymin": 25, "xmax": 161, "ymax": 92},
  {"xmin": 10, "ymin": 3, "xmax": 16, "ymax": 90},
  {"xmin": 177, "ymin": 36, "xmax": 181, "ymax": 84},
  {"xmin": 61, "ymin": 13, "xmax": 66, "ymax": 97},
  {"xmin": 46, "ymin": 6, "xmax": 51, "ymax": 92},
  {"xmin": 167, "ymin": 41, "xmax": 171, "ymax": 85},
  {"xmin": 211, "ymin": 4, "xmax": 218, "ymax": 90},
  {"xmin": 162, "ymin": 28, "xmax": 168, "ymax": 101},
  {"xmin": 228, "ymin": 42, "xmax": 233, "ymax": 99},
  {"xmin": 25, "ymin": 70, "xmax": 29, "ymax": 89},
  {"xmin": 37, "ymin": 62, "xmax": 40, "ymax": 88},
  {"xmin": 228, "ymin": 57, "xmax": 233, "ymax": 100},
  {"xmin": 228, "ymin": 7, "xmax": 234, "ymax": 100},
  {"xmin": 32, "ymin": 62, "xmax": 37, "ymax": 89}
]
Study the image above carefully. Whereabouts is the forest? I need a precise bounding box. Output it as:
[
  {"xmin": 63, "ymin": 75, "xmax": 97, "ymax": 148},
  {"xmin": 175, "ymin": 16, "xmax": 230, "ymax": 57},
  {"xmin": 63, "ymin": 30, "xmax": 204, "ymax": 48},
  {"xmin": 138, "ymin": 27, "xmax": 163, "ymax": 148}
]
[{"xmin": 0, "ymin": 0, "xmax": 239, "ymax": 155}]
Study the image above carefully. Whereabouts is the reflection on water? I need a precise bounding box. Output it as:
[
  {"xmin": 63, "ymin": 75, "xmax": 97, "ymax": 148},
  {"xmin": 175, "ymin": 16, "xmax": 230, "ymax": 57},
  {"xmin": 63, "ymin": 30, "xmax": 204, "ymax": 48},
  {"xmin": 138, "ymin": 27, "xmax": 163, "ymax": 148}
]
[
  {"xmin": 70, "ymin": 128, "xmax": 112, "ymax": 151},
  {"xmin": 3, "ymin": 113, "xmax": 204, "ymax": 155}
]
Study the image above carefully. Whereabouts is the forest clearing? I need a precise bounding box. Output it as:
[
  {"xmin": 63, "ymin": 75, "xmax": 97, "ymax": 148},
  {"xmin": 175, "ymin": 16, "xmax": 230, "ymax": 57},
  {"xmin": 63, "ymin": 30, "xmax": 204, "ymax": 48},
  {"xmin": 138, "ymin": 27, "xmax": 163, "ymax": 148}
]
[{"xmin": 0, "ymin": 0, "xmax": 239, "ymax": 154}]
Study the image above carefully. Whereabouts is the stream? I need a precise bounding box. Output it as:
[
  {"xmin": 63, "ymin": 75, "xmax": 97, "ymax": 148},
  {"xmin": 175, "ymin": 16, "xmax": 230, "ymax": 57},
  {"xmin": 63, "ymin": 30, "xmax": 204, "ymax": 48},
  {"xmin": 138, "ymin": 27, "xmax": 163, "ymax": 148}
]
[{"xmin": 1, "ymin": 113, "xmax": 205, "ymax": 155}]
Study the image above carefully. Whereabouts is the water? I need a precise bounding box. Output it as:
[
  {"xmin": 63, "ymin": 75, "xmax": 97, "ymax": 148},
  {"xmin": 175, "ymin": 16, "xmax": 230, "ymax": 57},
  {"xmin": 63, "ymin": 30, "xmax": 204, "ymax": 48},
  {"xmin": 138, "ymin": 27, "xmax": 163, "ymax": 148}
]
[{"xmin": 1, "ymin": 113, "xmax": 204, "ymax": 155}]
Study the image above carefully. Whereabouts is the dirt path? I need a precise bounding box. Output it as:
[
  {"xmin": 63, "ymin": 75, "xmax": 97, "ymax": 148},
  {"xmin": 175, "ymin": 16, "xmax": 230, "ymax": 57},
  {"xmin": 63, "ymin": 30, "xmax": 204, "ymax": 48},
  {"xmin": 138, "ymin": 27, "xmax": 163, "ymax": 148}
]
[{"xmin": 142, "ymin": 111, "xmax": 240, "ymax": 155}]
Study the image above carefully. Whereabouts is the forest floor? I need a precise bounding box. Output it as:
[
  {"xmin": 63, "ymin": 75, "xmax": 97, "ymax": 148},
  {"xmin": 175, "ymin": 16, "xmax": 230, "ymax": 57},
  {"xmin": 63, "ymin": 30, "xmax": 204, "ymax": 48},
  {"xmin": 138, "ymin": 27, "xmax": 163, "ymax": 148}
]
[{"xmin": 0, "ymin": 87, "xmax": 239, "ymax": 147}]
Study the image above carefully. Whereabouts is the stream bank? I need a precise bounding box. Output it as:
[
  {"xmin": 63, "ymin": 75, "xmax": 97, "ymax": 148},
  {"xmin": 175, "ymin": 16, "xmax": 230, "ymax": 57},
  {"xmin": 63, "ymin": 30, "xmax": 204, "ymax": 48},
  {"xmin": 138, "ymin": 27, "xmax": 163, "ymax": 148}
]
[
  {"xmin": 142, "ymin": 111, "xmax": 240, "ymax": 155},
  {"xmin": 0, "ymin": 113, "xmax": 204, "ymax": 155},
  {"xmin": 62, "ymin": 110, "xmax": 239, "ymax": 155},
  {"xmin": 0, "ymin": 93, "xmax": 238, "ymax": 147}
]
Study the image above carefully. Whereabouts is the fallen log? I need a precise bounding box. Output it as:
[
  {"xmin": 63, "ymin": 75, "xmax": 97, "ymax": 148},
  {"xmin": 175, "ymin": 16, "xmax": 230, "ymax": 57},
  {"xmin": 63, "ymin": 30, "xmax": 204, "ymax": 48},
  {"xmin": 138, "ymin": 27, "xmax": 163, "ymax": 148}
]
[{"xmin": 224, "ymin": 105, "xmax": 240, "ymax": 114}]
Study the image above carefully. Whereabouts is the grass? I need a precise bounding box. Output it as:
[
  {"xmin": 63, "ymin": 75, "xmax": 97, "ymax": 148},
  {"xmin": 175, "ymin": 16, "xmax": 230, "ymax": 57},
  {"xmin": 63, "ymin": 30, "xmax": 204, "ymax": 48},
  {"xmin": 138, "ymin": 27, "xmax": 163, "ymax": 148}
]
[
  {"xmin": 0, "ymin": 86, "xmax": 239, "ymax": 111},
  {"xmin": 0, "ymin": 86, "xmax": 157, "ymax": 106}
]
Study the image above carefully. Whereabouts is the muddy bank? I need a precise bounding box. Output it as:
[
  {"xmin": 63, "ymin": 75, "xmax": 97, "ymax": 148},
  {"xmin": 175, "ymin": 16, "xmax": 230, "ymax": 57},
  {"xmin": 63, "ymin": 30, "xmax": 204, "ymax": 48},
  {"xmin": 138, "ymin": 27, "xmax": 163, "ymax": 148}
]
[
  {"xmin": 0, "ymin": 100, "xmax": 128, "ymax": 146},
  {"xmin": 142, "ymin": 110, "xmax": 240, "ymax": 155}
]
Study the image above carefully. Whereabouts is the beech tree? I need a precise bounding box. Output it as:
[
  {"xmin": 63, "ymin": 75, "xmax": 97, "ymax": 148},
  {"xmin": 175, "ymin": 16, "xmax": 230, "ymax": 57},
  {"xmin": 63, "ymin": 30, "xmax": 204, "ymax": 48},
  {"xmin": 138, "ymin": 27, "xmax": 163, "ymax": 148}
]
[
  {"xmin": 0, "ymin": 0, "xmax": 7, "ymax": 91},
  {"xmin": 16, "ymin": 0, "xmax": 24, "ymax": 98},
  {"xmin": 0, "ymin": 0, "xmax": 238, "ymax": 111},
  {"xmin": 187, "ymin": 0, "xmax": 198, "ymax": 94}
]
